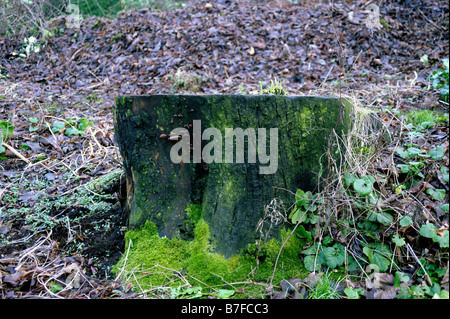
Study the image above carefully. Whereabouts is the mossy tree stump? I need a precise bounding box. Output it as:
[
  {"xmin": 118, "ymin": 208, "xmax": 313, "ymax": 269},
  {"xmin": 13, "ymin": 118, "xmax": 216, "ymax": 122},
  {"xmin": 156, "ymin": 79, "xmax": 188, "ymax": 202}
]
[{"xmin": 113, "ymin": 95, "xmax": 351, "ymax": 257}]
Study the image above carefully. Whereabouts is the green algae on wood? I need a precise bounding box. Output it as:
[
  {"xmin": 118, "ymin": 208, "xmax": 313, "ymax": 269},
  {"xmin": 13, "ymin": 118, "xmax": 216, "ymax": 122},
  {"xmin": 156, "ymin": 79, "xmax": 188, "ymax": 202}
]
[{"xmin": 113, "ymin": 94, "xmax": 352, "ymax": 257}]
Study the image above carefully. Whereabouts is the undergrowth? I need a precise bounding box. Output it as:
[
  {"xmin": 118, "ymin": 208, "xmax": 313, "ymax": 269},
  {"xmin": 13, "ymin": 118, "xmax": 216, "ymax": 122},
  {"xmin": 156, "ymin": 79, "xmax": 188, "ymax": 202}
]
[{"xmin": 282, "ymin": 96, "xmax": 449, "ymax": 299}]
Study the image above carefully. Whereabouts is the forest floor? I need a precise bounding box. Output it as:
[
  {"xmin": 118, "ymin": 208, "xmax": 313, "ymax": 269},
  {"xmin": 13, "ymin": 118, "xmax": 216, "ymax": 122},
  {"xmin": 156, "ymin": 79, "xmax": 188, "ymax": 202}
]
[{"xmin": 0, "ymin": 0, "xmax": 448, "ymax": 299}]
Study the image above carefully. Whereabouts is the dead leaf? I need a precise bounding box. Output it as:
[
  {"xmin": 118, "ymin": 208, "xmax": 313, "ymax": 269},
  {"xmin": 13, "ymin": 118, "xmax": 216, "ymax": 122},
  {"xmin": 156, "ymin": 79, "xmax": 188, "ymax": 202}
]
[
  {"xmin": 373, "ymin": 272, "xmax": 395, "ymax": 289},
  {"xmin": 374, "ymin": 286, "xmax": 398, "ymax": 299}
]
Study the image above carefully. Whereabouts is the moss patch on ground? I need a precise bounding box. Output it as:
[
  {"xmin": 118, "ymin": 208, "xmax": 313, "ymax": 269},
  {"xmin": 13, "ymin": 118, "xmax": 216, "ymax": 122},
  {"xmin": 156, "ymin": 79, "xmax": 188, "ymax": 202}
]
[{"xmin": 112, "ymin": 217, "xmax": 306, "ymax": 298}]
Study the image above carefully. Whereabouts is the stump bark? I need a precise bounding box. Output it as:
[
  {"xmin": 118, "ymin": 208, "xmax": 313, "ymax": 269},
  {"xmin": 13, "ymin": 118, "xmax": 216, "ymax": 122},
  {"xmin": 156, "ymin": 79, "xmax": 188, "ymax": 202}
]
[{"xmin": 113, "ymin": 95, "xmax": 351, "ymax": 257}]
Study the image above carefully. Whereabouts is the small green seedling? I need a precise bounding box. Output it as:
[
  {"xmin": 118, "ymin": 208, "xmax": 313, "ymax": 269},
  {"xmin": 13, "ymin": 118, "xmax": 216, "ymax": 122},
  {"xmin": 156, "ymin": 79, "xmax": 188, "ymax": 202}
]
[
  {"xmin": 259, "ymin": 77, "xmax": 287, "ymax": 95},
  {"xmin": 51, "ymin": 118, "xmax": 93, "ymax": 136},
  {"xmin": 428, "ymin": 58, "xmax": 449, "ymax": 102},
  {"xmin": 28, "ymin": 117, "xmax": 39, "ymax": 132}
]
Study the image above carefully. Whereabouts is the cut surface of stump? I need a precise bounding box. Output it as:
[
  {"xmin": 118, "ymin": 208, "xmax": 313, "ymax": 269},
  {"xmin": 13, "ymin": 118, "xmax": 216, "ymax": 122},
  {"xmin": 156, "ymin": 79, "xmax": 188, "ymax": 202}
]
[{"xmin": 113, "ymin": 94, "xmax": 351, "ymax": 257}]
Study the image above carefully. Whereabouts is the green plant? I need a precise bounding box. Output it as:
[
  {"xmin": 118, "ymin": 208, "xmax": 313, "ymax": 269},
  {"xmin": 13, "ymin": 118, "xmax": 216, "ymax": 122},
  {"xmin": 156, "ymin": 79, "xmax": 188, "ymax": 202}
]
[
  {"xmin": 344, "ymin": 286, "xmax": 364, "ymax": 299},
  {"xmin": 259, "ymin": 77, "xmax": 287, "ymax": 95},
  {"xmin": 305, "ymin": 271, "xmax": 342, "ymax": 299},
  {"xmin": 428, "ymin": 58, "xmax": 449, "ymax": 102},
  {"xmin": 419, "ymin": 223, "xmax": 449, "ymax": 248},
  {"xmin": 50, "ymin": 117, "xmax": 93, "ymax": 136},
  {"xmin": 396, "ymin": 147, "xmax": 428, "ymax": 159},
  {"xmin": 420, "ymin": 54, "xmax": 430, "ymax": 66},
  {"xmin": 86, "ymin": 92, "xmax": 103, "ymax": 104},
  {"xmin": 362, "ymin": 243, "xmax": 393, "ymax": 272},
  {"xmin": 238, "ymin": 84, "xmax": 248, "ymax": 95},
  {"xmin": 0, "ymin": 121, "xmax": 14, "ymax": 153},
  {"xmin": 426, "ymin": 188, "xmax": 446, "ymax": 201},
  {"xmin": 302, "ymin": 242, "xmax": 346, "ymax": 272},
  {"xmin": 289, "ymin": 189, "xmax": 320, "ymax": 225},
  {"xmin": 344, "ymin": 173, "xmax": 376, "ymax": 197},
  {"xmin": 22, "ymin": 36, "xmax": 41, "ymax": 58},
  {"xmin": 396, "ymin": 161, "xmax": 424, "ymax": 178},
  {"xmin": 429, "ymin": 145, "xmax": 445, "ymax": 160},
  {"xmin": 404, "ymin": 109, "xmax": 448, "ymax": 127},
  {"xmin": 28, "ymin": 117, "xmax": 39, "ymax": 132},
  {"xmin": 441, "ymin": 166, "xmax": 449, "ymax": 184},
  {"xmin": 0, "ymin": 67, "xmax": 8, "ymax": 79}
]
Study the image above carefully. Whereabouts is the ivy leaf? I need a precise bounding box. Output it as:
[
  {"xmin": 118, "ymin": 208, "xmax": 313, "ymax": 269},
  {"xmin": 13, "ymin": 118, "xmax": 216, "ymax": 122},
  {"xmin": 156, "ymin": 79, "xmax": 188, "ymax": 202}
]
[
  {"xmin": 363, "ymin": 246, "xmax": 391, "ymax": 272},
  {"xmin": 65, "ymin": 127, "xmax": 82, "ymax": 136},
  {"xmin": 426, "ymin": 189, "xmax": 446, "ymax": 201},
  {"xmin": 77, "ymin": 118, "xmax": 93, "ymax": 131},
  {"xmin": 436, "ymin": 231, "xmax": 449, "ymax": 248},
  {"xmin": 406, "ymin": 147, "xmax": 428, "ymax": 157},
  {"xmin": 368, "ymin": 211, "xmax": 393, "ymax": 226},
  {"xmin": 215, "ymin": 289, "xmax": 235, "ymax": 299},
  {"xmin": 419, "ymin": 223, "xmax": 437, "ymax": 239},
  {"xmin": 302, "ymin": 244, "xmax": 319, "ymax": 255},
  {"xmin": 295, "ymin": 189, "xmax": 308, "ymax": 207},
  {"xmin": 372, "ymin": 252, "xmax": 391, "ymax": 272},
  {"xmin": 51, "ymin": 121, "xmax": 65, "ymax": 133},
  {"xmin": 363, "ymin": 246, "xmax": 374, "ymax": 263},
  {"xmin": 344, "ymin": 173, "xmax": 357, "ymax": 187},
  {"xmin": 396, "ymin": 148, "xmax": 409, "ymax": 159},
  {"xmin": 420, "ymin": 121, "xmax": 435, "ymax": 129},
  {"xmin": 344, "ymin": 287, "xmax": 363, "ymax": 299},
  {"xmin": 323, "ymin": 245, "xmax": 345, "ymax": 268},
  {"xmin": 440, "ymin": 204, "xmax": 449, "ymax": 212},
  {"xmin": 377, "ymin": 212, "xmax": 394, "ymax": 226},
  {"xmin": 304, "ymin": 255, "xmax": 322, "ymax": 272},
  {"xmin": 295, "ymin": 225, "xmax": 312, "ymax": 242},
  {"xmin": 28, "ymin": 117, "xmax": 39, "ymax": 124},
  {"xmin": 290, "ymin": 208, "xmax": 306, "ymax": 224},
  {"xmin": 399, "ymin": 215, "xmax": 413, "ymax": 227},
  {"xmin": 394, "ymin": 272, "xmax": 410, "ymax": 287},
  {"xmin": 392, "ymin": 235, "xmax": 405, "ymax": 247},
  {"xmin": 441, "ymin": 166, "xmax": 449, "ymax": 183},
  {"xmin": 353, "ymin": 178, "xmax": 373, "ymax": 196},
  {"xmin": 429, "ymin": 145, "xmax": 445, "ymax": 160}
]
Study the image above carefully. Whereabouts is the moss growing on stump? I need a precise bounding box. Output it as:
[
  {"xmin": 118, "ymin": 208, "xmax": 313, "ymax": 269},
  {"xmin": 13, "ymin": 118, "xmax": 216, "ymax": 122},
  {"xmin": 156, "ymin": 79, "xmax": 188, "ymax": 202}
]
[
  {"xmin": 112, "ymin": 215, "xmax": 305, "ymax": 296},
  {"xmin": 113, "ymin": 94, "xmax": 352, "ymax": 258}
]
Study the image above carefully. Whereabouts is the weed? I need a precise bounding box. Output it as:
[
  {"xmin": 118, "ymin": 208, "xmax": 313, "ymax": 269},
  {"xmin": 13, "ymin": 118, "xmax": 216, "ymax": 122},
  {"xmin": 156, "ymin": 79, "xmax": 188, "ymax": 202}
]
[
  {"xmin": 428, "ymin": 58, "xmax": 449, "ymax": 102},
  {"xmin": 169, "ymin": 69, "xmax": 203, "ymax": 92},
  {"xmin": 49, "ymin": 117, "xmax": 93, "ymax": 136},
  {"xmin": 259, "ymin": 77, "xmax": 287, "ymax": 95},
  {"xmin": 305, "ymin": 272, "xmax": 342, "ymax": 299}
]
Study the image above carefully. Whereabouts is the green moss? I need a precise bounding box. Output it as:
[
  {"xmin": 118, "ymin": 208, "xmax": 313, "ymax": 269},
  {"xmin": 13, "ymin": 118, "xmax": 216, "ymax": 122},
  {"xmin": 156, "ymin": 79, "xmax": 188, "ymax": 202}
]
[
  {"xmin": 186, "ymin": 204, "xmax": 202, "ymax": 225},
  {"xmin": 113, "ymin": 218, "xmax": 305, "ymax": 298}
]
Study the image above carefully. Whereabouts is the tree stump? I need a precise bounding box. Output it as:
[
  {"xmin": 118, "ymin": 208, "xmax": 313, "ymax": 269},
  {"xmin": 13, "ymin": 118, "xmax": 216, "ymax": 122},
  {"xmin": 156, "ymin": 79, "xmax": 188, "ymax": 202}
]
[{"xmin": 113, "ymin": 95, "xmax": 351, "ymax": 257}]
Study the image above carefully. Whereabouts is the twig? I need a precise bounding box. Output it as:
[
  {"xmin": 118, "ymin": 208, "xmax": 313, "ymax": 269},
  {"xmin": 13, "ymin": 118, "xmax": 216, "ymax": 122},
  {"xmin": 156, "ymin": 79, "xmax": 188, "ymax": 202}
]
[
  {"xmin": 361, "ymin": 0, "xmax": 376, "ymax": 10},
  {"xmin": 1, "ymin": 142, "xmax": 30, "ymax": 163},
  {"xmin": 115, "ymin": 238, "xmax": 132, "ymax": 281},
  {"xmin": 406, "ymin": 243, "xmax": 432, "ymax": 286}
]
